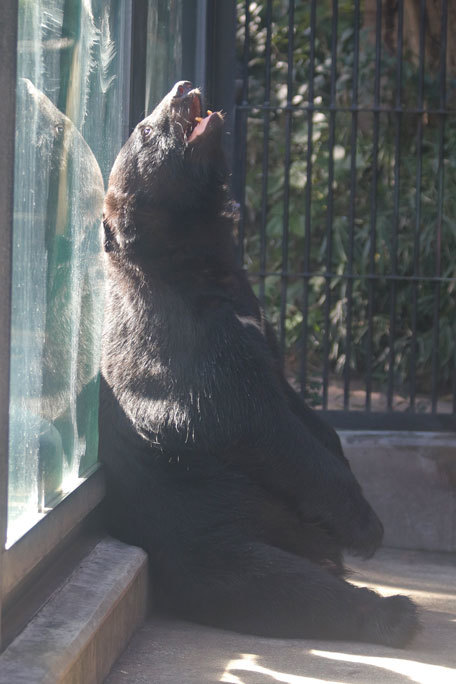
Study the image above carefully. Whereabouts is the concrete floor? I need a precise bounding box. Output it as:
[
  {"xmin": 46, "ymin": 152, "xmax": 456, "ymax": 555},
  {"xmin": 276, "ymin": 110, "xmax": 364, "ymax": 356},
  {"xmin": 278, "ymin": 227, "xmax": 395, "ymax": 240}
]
[{"xmin": 105, "ymin": 548, "xmax": 456, "ymax": 684}]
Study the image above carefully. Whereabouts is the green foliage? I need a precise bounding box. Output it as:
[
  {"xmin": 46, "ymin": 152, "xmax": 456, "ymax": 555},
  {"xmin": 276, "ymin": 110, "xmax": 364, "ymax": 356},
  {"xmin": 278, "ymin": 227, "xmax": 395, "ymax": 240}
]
[{"xmin": 237, "ymin": 0, "xmax": 456, "ymax": 402}]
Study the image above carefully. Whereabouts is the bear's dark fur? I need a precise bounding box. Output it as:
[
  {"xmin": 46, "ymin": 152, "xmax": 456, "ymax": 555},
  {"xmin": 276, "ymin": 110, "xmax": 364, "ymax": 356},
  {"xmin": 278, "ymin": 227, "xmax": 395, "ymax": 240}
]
[{"xmin": 99, "ymin": 81, "xmax": 419, "ymax": 646}]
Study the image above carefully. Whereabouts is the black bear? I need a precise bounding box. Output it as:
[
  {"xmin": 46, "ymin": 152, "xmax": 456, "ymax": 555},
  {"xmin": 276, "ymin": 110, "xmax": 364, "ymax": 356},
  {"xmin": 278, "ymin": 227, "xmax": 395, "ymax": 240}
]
[{"xmin": 99, "ymin": 81, "xmax": 419, "ymax": 646}]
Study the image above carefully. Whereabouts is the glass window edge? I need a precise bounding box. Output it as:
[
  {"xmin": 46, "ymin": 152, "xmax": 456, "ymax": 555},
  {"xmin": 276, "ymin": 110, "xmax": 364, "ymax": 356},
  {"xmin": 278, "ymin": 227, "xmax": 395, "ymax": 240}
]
[
  {"xmin": 0, "ymin": 0, "xmax": 18, "ymax": 650},
  {"xmin": 2, "ymin": 466, "xmax": 105, "ymax": 604}
]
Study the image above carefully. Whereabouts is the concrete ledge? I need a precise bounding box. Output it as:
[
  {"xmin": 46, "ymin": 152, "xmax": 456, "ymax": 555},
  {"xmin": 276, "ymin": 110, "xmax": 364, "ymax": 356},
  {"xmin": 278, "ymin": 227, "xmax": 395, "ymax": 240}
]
[
  {"xmin": 0, "ymin": 537, "xmax": 148, "ymax": 684},
  {"xmin": 340, "ymin": 430, "xmax": 456, "ymax": 552}
]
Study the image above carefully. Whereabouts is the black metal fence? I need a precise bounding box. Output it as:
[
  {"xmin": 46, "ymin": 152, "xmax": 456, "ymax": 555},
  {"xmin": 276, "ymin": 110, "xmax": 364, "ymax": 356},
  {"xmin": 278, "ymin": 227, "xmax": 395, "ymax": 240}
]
[{"xmin": 232, "ymin": 0, "xmax": 456, "ymax": 431}]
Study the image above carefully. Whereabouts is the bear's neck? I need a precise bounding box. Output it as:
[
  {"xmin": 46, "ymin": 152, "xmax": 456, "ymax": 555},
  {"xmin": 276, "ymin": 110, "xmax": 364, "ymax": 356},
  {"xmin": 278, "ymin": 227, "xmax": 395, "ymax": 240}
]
[{"xmin": 120, "ymin": 200, "xmax": 238, "ymax": 277}]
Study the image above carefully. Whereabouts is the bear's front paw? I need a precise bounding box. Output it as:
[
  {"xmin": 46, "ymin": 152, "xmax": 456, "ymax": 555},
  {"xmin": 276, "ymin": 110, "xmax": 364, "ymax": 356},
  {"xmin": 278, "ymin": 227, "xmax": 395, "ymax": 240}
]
[
  {"xmin": 345, "ymin": 504, "xmax": 384, "ymax": 558},
  {"xmin": 319, "ymin": 496, "xmax": 383, "ymax": 558},
  {"xmin": 298, "ymin": 489, "xmax": 383, "ymax": 558}
]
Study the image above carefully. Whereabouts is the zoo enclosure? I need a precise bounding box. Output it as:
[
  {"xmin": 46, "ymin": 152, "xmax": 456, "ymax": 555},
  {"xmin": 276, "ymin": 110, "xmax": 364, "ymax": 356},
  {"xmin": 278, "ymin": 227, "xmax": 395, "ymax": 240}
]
[{"xmin": 232, "ymin": 0, "xmax": 456, "ymax": 431}]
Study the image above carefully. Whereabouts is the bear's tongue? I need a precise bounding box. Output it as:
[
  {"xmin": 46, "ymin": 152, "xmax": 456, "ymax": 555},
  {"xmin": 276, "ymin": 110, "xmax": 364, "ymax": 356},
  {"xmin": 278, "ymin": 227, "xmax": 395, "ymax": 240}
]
[{"xmin": 188, "ymin": 113, "xmax": 212, "ymax": 142}]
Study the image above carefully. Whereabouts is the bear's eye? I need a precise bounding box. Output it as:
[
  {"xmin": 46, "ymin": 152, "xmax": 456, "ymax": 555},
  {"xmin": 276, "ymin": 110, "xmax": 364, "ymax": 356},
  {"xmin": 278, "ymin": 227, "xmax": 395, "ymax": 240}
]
[
  {"xmin": 141, "ymin": 126, "xmax": 152, "ymax": 141},
  {"xmin": 55, "ymin": 123, "xmax": 64, "ymax": 135}
]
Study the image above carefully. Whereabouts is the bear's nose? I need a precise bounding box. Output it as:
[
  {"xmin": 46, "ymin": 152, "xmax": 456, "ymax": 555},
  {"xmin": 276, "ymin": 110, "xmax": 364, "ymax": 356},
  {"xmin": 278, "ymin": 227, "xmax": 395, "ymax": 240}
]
[{"xmin": 173, "ymin": 81, "xmax": 192, "ymax": 98}]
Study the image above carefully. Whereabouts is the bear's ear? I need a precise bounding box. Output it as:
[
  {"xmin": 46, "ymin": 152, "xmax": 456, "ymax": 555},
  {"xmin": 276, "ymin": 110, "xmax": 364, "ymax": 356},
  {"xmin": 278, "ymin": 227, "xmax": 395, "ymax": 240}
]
[
  {"xmin": 103, "ymin": 215, "xmax": 118, "ymax": 252},
  {"xmin": 103, "ymin": 206, "xmax": 137, "ymax": 253}
]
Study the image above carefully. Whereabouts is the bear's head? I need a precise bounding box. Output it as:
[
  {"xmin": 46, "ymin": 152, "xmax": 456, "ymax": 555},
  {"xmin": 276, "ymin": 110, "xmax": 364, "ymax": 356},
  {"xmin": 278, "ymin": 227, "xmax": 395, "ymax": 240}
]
[{"xmin": 103, "ymin": 81, "xmax": 228, "ymax": 258}]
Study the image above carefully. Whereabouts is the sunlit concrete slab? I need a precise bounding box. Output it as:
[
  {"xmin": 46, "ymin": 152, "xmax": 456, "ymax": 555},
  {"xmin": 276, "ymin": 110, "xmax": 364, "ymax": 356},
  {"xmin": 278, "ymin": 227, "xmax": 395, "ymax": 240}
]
[{"xmin": 105, "ymin": 548, "xmax": 456, "ymax": 684}]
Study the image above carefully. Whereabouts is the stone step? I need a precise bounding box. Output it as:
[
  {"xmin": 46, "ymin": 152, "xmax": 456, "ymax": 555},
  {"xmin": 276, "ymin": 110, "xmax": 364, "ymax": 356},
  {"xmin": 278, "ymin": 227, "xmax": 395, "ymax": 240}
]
[
  {"xmin": 341, "ymin": 431, "xmax": 456, "ymax": 552},
  {"xmin": 0, "ymin": 538, "xmax": 148, "ymax": 684}
]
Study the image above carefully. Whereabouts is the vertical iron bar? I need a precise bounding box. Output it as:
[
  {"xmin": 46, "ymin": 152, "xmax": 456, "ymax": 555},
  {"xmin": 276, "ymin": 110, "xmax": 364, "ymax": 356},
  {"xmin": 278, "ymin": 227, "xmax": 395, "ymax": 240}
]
[
  {"xmin": 322, "ymin": 0, "xmax": 338, "ymax": 409},
  {"xmin": 366, "ymin": 0, "xmax": 382, "ymax": 411},
  {"xmin": 343, "ymin": 0, "xmax": 360, "ymax": 410},
  {"xmin": 234, "ymin": 0, "xmax": 250, "ymax": 266},
  {"xmin": 453, "ymin": 347, "xmax": 456, "ymax": 415},
  {"xmin": 431, "ymin": 0, "xmax": 447, "ymax": 412},
  {"xmin": 279, "ymin": 0, "xmax": 294, "ymax": 359},
  {"xmin": 387, "ymin": 0, "xmax": 404, "ymax": 411},
  {"xmin": 259, "ymin": 0, "xmax": 273, "ymax": 307},
  {"xmin": 410, "ymin": 0, "xmax": 426, "ymax": 412},
  {"xmin": 300, "ymin": 0, "xmax": 316, "ymax": 399}
]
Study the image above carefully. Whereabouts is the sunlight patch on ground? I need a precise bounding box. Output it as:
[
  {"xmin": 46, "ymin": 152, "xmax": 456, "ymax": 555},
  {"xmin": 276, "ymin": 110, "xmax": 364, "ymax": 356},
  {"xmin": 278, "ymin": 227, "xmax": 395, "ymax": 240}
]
[
  {"xmin": 221, "ymin": 653, "xmax": 344, "ymax": 684},
  {"xmin": 349, "ymin": 579, "xmax": 456, "ymax": 604},
  {"xmin": 311, "ymin": 649, "xmax": 456, "ymax": 684}
]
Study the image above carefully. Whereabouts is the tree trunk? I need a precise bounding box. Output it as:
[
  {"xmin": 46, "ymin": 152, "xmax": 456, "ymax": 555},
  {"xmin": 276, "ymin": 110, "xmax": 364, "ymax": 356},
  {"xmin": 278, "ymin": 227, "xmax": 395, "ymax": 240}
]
[{"xmin": 364, "ymin": 0, "xmax": 456, "ymax": 80}]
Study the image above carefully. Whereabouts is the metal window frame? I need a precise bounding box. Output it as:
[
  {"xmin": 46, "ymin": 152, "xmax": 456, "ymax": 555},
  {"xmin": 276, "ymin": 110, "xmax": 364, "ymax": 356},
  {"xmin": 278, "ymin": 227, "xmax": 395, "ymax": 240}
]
[
  {"xmin": 205, "ymin": 0, "xmax": 236, "ymax": 170},
  {"xmin": 0, "ymin": 0, "xmax": 137, "ymax": 650},
  {"xmin": 0, "ymin": 0, "xmax": 18, "ymax": 652}
]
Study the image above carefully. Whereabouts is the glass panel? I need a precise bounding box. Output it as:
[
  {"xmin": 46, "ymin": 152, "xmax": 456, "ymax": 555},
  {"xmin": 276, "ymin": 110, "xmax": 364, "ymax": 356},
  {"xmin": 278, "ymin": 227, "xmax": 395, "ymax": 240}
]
[
  {"xmin": 8, "ymin": 0, "xmax": 130, "ymax": 546},
  {"xmin": 145, "ymin": 0, "xmax": 184, "ymax": 113}
]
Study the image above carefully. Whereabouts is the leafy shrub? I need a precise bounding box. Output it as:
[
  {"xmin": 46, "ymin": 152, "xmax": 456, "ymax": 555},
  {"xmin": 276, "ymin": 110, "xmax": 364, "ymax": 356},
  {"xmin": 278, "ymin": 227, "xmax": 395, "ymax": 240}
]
[{"xmin": 237, "ymin": 0, "xmax": 456, "ymax": 405}]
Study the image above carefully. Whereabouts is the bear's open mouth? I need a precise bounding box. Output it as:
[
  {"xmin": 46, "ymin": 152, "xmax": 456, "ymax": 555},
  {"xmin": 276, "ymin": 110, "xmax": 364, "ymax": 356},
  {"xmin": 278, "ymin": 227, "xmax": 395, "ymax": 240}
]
[{"xmin": 179, "ymin": 92, "xmax": 223, "ymax": 144}]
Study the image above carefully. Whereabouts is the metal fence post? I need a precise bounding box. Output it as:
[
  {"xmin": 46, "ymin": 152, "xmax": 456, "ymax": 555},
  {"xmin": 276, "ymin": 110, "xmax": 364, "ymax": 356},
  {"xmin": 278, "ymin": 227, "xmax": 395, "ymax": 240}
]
[{"xmin": 205, "ymin": 0, "xmax": 237, "ymax": 175}]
